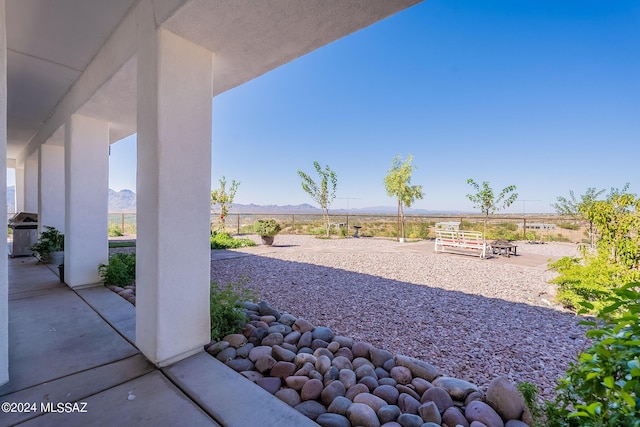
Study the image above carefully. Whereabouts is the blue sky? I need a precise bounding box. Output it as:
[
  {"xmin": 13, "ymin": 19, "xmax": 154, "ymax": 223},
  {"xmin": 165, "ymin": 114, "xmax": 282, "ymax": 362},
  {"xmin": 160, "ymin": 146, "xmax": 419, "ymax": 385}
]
[{"xmin": 14, "ymin": 0, "xmax": 640, "ymax": 213}]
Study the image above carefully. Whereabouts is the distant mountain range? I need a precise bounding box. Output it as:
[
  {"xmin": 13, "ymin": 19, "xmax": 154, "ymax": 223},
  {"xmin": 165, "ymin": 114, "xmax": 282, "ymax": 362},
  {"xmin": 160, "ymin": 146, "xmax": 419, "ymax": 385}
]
[{"xmin": 6, "ymin": 187, "xmax": 469, "ymax": 215}]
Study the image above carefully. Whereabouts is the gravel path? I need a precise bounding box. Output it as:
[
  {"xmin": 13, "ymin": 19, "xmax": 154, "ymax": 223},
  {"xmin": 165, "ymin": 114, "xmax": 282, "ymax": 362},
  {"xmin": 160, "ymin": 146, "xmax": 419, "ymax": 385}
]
[{"xmin": 210, "ymin": 235, "xmax": 589, "ymax": 400}]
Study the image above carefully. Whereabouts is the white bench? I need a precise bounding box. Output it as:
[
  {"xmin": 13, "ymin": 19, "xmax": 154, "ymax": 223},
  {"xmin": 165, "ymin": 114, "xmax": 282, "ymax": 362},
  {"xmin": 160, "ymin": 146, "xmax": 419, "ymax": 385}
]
[{"xmin": 434, "ymin": 229, "xmax": 490, "ymax": 259}]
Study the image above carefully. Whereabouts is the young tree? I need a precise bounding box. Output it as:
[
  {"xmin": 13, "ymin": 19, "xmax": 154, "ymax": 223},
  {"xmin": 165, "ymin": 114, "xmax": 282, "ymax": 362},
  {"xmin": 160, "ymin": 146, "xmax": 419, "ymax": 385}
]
[
  {"xmin": 466, "ymin": 178, "xmax": 518, "ymax": 238},
  {"xmin": 551, "ymin": 187, "xmax": 605, "ymax": 247},
  {"xmin": 297, "ymin": 161, "xmax": 338, "ymax": 237},
  {"xmin": 384, "ymin": 154, "xmax": 424, "ymax": 241},
  {"xmin": 211, "ymin": 176, "xmax": 240, "ymax": 232}
]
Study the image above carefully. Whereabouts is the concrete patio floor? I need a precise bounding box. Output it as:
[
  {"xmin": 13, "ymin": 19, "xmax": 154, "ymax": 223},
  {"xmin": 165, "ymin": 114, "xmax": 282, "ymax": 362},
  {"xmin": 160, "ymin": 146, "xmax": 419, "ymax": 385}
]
[{"xmin": 1, "ymin": 255, "xmax": 316, "ymax": 427}]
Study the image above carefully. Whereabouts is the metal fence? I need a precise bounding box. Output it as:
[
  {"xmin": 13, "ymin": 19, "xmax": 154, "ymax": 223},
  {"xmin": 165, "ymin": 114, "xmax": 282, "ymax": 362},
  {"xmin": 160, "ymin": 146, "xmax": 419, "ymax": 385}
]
[{"xmin": 7, "ymin": 212, "xmax": 585, "ymax": 243}]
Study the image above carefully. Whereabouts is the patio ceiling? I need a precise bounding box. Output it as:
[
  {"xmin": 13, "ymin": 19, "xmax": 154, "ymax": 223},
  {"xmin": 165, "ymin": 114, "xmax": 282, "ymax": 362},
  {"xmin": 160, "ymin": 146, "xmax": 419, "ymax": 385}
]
[{"xmin": 5, "ymin": 0, "xmax": 421, "ymax": 162}]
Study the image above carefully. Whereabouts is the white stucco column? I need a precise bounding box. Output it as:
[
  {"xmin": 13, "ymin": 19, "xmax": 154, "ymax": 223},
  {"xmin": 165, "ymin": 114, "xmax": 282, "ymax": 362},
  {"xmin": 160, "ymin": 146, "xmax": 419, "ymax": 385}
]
[
  {"xmin": 24, "ymin": 152, "xmax": 38, "ymax": 213},
  {"xmin": 38, "ymin": 144, "xmax": 65, "ymax": 232},
  {"xmin": 14, "ymin": 166, "xmax": 25, "ymax": 212},
  {"xmin": 64, "ymin": 115, "xmax": 109, "ymax": 287},
  {"xmin": 136, "ymin": 22, "xmax": 213, "ymax": 366},
  {"xmin": 1, "ymin": 0, "xmax": 8, "ymax": 387}
]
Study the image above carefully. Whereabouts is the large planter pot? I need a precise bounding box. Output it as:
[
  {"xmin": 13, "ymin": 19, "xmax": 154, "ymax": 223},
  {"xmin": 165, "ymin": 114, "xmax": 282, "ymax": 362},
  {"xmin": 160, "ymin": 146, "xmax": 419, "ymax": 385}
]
[
  {"xmin": 49, "ymin": 251, "xmax": 64, "ymax": 266},
  {"xmin": 261, "ymin": 235, "xmax": 275, "ymax": 246}
]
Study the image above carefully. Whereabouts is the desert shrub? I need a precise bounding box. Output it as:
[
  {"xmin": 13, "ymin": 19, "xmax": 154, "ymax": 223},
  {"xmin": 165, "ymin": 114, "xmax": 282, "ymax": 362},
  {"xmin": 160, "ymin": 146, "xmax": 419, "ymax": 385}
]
[
  {"xmin": 210, "ymin": 232, "xmax": 256, "ymax": 249},
  {"xmin": 210, "ymin": 281, "xmax": 256, "ymax": 340},
  {"xmin": 98, "ymin": 253, "xmax": 136, "ymax": 286},
  {"xmin": 559, "ymin": 222, "xmax": 581, "ymax": 230},
  {"xmin": 108, "ymin": 224, "xmax": 124, "ymax": 237},
  {"xmin": 548, "ymin": 283, "xmax": 640, "ymax": 426}
]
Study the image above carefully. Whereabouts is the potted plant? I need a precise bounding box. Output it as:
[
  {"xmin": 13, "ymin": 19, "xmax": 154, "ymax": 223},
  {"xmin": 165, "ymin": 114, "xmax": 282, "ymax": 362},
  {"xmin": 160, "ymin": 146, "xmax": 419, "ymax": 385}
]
[
  {"xmin": 30, "ymin": 226, "xmax": 64, "ymax": 265},
  {"xmin": 253, "ymin": 219, "xmax": 281, "ymax": 246}
]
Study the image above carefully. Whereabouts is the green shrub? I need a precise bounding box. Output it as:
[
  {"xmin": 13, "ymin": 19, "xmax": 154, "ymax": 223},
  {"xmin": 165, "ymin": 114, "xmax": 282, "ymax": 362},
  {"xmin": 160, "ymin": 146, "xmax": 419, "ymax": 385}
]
[
  {"xmin": 559, "ymin": 222, "xmax": 581, "ymax": 230},
  {"xmin": 98, "ymin": 253, "xmax": 136, "ymax": 286},
  {"xmin": 517, "ymin": 382, "xmax": 545, "ymax": 426},
  {"xmin": 549, "ymin": 283, "xmax": 640, "ymax": 426},
  {"xmin": 210, "ymin": 281, "xmax": 256, "ymax": 340},
  {"xmin": 253, "ymin": 219, "xmax": 281, "ymax": 237},
  {"xmin": 210, "ymin": 232, "xmax": 256, "ymax": 249},
  {"xmin": 108, "ymin": 224, "xmax": 124, "ymax": 237}
]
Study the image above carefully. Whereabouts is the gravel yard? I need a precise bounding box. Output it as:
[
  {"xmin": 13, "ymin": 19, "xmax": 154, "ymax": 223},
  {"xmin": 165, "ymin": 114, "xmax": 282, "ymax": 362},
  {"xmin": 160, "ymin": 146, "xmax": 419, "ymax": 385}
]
[{"xmin": 210, "ymin": 235, "xmax": 589, "ymax": 400}]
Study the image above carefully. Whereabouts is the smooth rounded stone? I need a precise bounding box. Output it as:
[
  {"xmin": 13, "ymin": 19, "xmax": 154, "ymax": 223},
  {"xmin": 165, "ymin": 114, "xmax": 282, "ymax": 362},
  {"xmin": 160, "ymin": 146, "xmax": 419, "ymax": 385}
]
[
  {"xmin": 270, "ymin": 361, "xmax": 297, "ymax": 379},
  {"xmin": 295, "ymin": 352, "xmax": 317, "ymax": 367},
  {"xmin": 250, "ymin": 327, "xmax": 269, "ymax": 344},
  {"xmin": 352, "ymin": 341, "xmax": 373, "ymax": 358},
  {"xmin": 465, "ymin": 401, "xmax": 505, "ymax": 427},
  {"xmin": 422, "ymin": 423, "xmax": 441, "ymax": 427},
  {"xmin": 323, "ymin": 366, "xmax": 340, "ymax": 384},
  {"xmin": 379, "ymin": 378, "xmax": 397, "ymax": 387},
  {"xmin": 256, "ymin": 376, "xmax": 281, "ymax": 395},
  {"xmin": 421, "ymin": 386, "xmax": 453, "ymax": 412},
  {"xmin": 505, "ymin": 421, "xmax": 529, "ymax": 427},
  {"xmin": 261, "ymin": 332, "xmax": 284, "ymax": 347},
  {"xmin": 257, "ymin": 300, "xmax": 281, "ymax": 319},
  {"xmin": 345, "ymin": 383, "xmax": 370, "ymax": 401},
  {"xmin": 111, "ymin": 286, "xmax": 125, "ymax": 292},
  {"xmin": 411, "ymin": 378, "xmax": 432, "ymax": 396},
  {"xmin": 243, "ymin": 301, "xmax": 260, "ymax": 311},
  {"xmin": 332, "ymin": 356, "xmax": 353, "ymax": 371},
  {"xmin": 205, "ymin": 341, "xmax": 229, "ymax": 356},
  {"xmin": 394, "ymin": 355, "xmax": 440, "ymax": 382},
  {"xmin": 432, "ymin": 376, "xmax": 480, "ymax": 401},
  {"xmin": 370, "ymin": 347, "xmax": 394, "ymax": 368},
  {"xmin": 280, "ymin": 342, "xmax": 298, "ymax": 353},
  {"xmin": 390, "ymin": 366, "xmax": 412, "ymax": 385},
  {"xmin": 312, "ymin": 339, "xmax": 330, "ymax": 350},
  {"xmin": 312, "ymin": 326, "xmax": 335, "ymax": 342},
  {"xmin": 398, "ymin": 393, "xmax": 421, "ymax": 415},
  {"xmin": 354, "ymin": 392, "xmax": 388, "ymax": 413},
  {"xmin": 418, "ymin": 401, "xmax": 441, "ymax": 425},
  {"xmin": 248, "ymin": 345, "xmax": 272, "ymax": 362},
  {"xmin": 242, "ymin": 323, "xmax": 256, "ymax": 337},
  {"xmin": 118, "ymin": 289, "xmax": 133, "ymax": 296},
  {"xmin": 314, "ymin": 347, "xmax": 334, "ymax": 360},
  {"xmin": 309, "ymin": 369, "xmax": 323, "ymax": 381},
  {"xmin": 327, "ymin": 341, "xmax": 341, "ymax": 353},
  {"xmin": 224, "ymin": 358, "xmax": 254, "ymax": 372},
  {"xmin": 383, "ymin": 358, "xmax": 395, "ymax": 371},
  {"xmin": 334, "ymin": 347, "xmax": 354, "ymax": 361},
  {"xmin": 395, "ymin": 385, "xmax": 420, "ymax": 401},
  {"xmin": 486, "ymin": 376, "xmax": 526, "ymax": 422},
  {"xmin": 381, "ymin": 422, "xmax": 401, "ymax": 427},
  {"xmin": 316, "ymin": 354, "xmax": 333, "ymax": 374},
  {"xmin": 278, "ymin": 313, "xmax": 297, "ymax": 326},
  {"xmin": 275, "ymin": 388, "xmax": 301, "ymax": 407},
  {"xmin": 471, "ymin": 422, "xmax": 489, "ymax": 427},
  {"xmin": 240, "ymin": 370, "xmax": 263, "ymax": 382},
  {"xmin": 328, "ymin": 396, "xmax": 352, "ymax": 416},
  {"xmin": 298, "ymin": 347, "xmax": 313, "ymax": 355},
  {"xmin": 272, "ymin": 345, "xmax": 296, "ymax": 362},
  {"xmin": 378, "ymin": 404, "xmax": 401, "ymax": 424},
  {"xmin": 295, "ymin": 400, "xmax": 326, "ymax": 421},
  {"xmin": 285, "ymin": 375, "xmax": 310, "ymax": 391},
  {"xmin": 465, "ymin": 391, "xmax": 486, "ymax": 406},
  {"xmin": 216, "ymin": 347, "xmax": 236, "ymax": 362},
  {"xmin": 322, "ymin": 379, "xmax": 347, "ymax": 406},
  {"xmin": 396, "ymin": 413, "xmax": 423, "ymax": 427},
  {"xmin": 347, "ymin": 402, "xmax": 381, "ymax": 427},
  {"xmin": 126, "ymin": 296, "xmax": 136, "ymax": 305},
  {"xmin": 339, "ymin": 369, "xmax": 357, "ymax": 389},
  {"xmin": 268, "ymin": 324, "xmax": 290, "ymax": 335},
  {"xmin": 373, "ymin": 384, "xmax": 400, "ymax": 405},
  {"xmin": 255, "ymin": 354, "xmax": 277, "ymax": 373},
  {"xmin": 333, "ymin": 335, "xmax": 353, "ymax": 348},
  {"xmin": 293, "ymin": 318, "xmax": 316, "ymax": 333},
  {"xmin": 375, "ymin": 367, "xmax": 390, "ymax": 379},
  {"xmin": 301, "ymin": 378, "xmax": 324, "ymax": 401},
  {"xmin": 353, "ymin": 357, "xmax": 375, "ymax": 371},
  {"xmin": 356, "ymin": 364, "xmax": 378, "ymax": 381},
  {"xmin": 283, "ymin": 330, "xmax": 301, "ymax": 345},
  {"xmin": 443, "ymin": 406, "xmax": 469, "ymax": 427},
  {"xmin": 235, "ymin": 342, "xmax": 254, "ymax": 359},
  {"xmin": 358, "ymin": 375, "xmax": 379, "ymax": 392},
  {"xmin": 255, "ymin": 321, "xmax": 270, "ymax": 330},
  {"xmin": 222, "ymin": 334, "xmax": 247, "ymax": 349},
  {"xmin": 298, "ymin": 331, "xmax": 313, "ymax": 349},
  {"xmin": 316, "ymin": 413, "xmax": 351, "ymax": 427},
  {"xmin": 260, "ymin": 315, "xmax": 277, "ymax": 324},
  {"xmin": 295, "ymin": 362, "xmax": 316, "ymax": 376}
]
